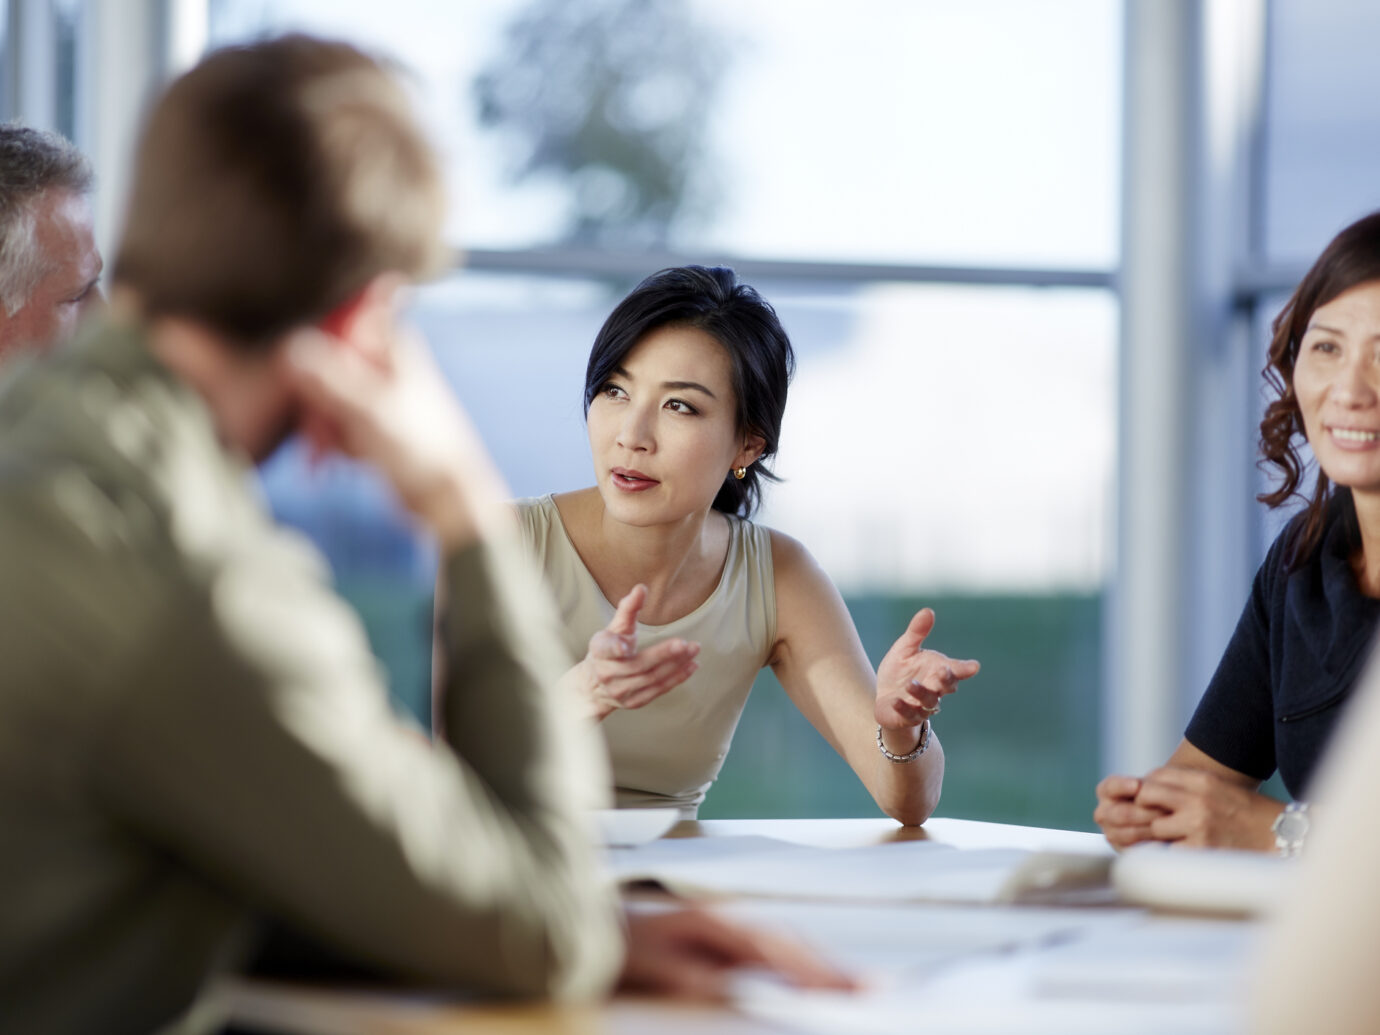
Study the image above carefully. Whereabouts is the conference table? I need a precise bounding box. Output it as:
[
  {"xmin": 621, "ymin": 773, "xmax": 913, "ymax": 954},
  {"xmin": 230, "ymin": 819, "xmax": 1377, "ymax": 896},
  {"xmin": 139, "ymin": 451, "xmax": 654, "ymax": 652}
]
[{"xmin": 216, "ymin": 817, "xmax": 1265, "ymax": 1034}]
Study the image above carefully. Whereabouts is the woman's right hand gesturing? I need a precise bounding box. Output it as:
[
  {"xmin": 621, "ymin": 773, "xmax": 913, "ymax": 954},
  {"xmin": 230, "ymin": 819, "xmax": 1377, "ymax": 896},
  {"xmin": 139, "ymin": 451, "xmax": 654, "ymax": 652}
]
[{"xmin": 572, "ymin": 584, "xmax": 701, "ymax": 721}]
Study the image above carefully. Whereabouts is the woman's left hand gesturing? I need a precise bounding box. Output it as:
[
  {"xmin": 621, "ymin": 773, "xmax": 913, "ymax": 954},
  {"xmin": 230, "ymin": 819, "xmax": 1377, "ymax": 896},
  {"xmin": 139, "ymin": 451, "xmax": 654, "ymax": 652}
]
[{"xmin": 874, "ymin": 608, "xmax": 980, "ymax": 729}]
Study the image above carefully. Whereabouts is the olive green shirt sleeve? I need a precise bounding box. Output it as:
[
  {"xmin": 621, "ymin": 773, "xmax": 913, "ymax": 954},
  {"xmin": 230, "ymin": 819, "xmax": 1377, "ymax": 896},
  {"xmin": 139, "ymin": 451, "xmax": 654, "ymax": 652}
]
[{"xmin": 83, "ymin": 528, "xmax": 623, "ymax": 1001}]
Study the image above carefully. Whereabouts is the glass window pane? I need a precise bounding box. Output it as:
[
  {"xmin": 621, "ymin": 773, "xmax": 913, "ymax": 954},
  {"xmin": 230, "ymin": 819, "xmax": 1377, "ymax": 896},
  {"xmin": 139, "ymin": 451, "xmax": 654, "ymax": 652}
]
[
  {"xmin": 450, "ymin": 275, "xmax": 1112, "ymax": 827},
  {"xmin": 718, "ymin": 282, "xmax": 1115, "ymax": 828},
  {"xmin": 208, "ymin": 0, "xmax": 1120, "ymax": 268},
  {"xmin": 1262, "ymin": 0, "xmax": 1380, "ymax": 265},
  {"xmin": 206, "ymin": 0, "xmax": 1122, "ymax": 829}
]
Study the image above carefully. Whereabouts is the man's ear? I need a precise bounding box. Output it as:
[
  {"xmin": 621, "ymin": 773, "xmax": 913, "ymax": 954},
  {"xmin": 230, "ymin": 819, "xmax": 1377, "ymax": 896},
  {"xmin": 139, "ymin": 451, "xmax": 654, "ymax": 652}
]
[{"xmin": 317, "ymin": 273, "xmax": 408, "ymax": 357}]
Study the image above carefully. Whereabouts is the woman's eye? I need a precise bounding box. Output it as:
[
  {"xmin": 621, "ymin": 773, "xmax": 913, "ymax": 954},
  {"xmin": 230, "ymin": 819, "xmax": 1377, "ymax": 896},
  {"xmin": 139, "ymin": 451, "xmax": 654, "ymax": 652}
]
[
  {"xmin": 1308, "ymin": 340, "xmax": 1338, "ymax": 355},
  {"xmin": 666, "ymin": 399, "xmax": 698, "ymax": 415},
  {"xmin": 601, "ymin": 383, "xmax": 627, "ymax": 400}
]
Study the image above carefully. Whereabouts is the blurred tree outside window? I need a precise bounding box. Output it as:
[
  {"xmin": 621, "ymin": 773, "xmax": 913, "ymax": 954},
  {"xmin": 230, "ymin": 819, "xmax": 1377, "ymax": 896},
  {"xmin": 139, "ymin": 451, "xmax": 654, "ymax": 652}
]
[{"xmin": 474, "ymin": 0, "xmax": 730, "ymax": 247}]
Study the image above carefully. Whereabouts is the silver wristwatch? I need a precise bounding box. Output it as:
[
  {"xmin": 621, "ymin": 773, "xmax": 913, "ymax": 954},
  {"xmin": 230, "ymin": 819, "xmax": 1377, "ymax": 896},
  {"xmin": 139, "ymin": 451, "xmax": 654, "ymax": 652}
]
[{"xmin": 1272, "ymin": 801, "xmax": 1310, "ymax": 858}]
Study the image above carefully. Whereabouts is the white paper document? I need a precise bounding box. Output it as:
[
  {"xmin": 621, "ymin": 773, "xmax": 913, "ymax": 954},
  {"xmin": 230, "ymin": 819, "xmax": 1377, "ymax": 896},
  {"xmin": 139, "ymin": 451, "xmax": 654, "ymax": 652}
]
[
  {"xmin": 607, "ymin": 833, "xmax": 1113, "ymax": 904},
  {"xmin": 731, "ymin": 913, "xmax": 1259, "ymax": 1035},
  {"xmin": 712, "ymin": 897, "xmax": 1143, "ymax": 976}
]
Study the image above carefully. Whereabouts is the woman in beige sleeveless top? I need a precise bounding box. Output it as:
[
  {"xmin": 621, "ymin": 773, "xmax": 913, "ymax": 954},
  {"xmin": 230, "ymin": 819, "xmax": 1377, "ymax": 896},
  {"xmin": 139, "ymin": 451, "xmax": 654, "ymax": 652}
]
[{"xmin": 508, "ymin": 266, "xmax": 979, "ymax": 821}]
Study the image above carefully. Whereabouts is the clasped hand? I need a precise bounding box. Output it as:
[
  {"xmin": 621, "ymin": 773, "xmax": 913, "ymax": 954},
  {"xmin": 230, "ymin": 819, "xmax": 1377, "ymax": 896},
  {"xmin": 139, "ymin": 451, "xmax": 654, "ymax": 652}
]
[
  {"xmin": 576, "ymin": 584, "xmax": 701, "ymax": 721},
  {"xmin": 1094, "ymin": 767, "xmax": 1284, "ymax": 851},
  {"xmin": 874, "ymin": 607, "xmax": 980, "ymax": 730}
]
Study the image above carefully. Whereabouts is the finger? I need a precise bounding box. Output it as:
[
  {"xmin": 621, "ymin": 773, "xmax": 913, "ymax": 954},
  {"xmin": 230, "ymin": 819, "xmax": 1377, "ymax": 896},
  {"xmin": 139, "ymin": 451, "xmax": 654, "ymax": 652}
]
[
  {"xmin": 895, "ymin": 677, "xmax": 951, "ymax": 712},
  {"xmin": 284, "ymin": 329, "xmax": 380, "ymax": 429},
  {"xmin": 893, "ymin": 608, "xmax": 936, "ymax": 652},
  {"xmin": 907, "ymin": 657, "xmax": 978, "ymax": 696},
  {"xmin": 620, "ymin": 911, "xmax": 855, "ymax": 1000},
  {"xmin": 588, "ymin": 629, "xmax": 636, "ymax": 662},
  {"xmin": 609, "ymin": 649, "xmax": 701, "ymax": 705},
  {"xmin": 893, "ymin": 680, "xmax": 939, "ymax": 708},
  {"xmin": 619, "ymin": 660, "xmax": 700, "ymax": 710},
  {"xmin": 1147, "ymin": 811, "xmax": 1196, "ymax": 843},
  {"xmin": 624, "ymin": 637, "xmax": 699, "ymax": 671},
  {"xmin": 593, "ymin": 637, "xmax": 698, "ymax": 678},
  {"xmin": 943, "ymin": 657, "xmax": 981, "ymax": 680},
  {"xmin": 1096, "ymin": 774, "xmax": 1142, "ymax": 801},
  {"xmin": 635, "ymin": 646, "xmax": 701, "ymax": 686},
  {"xmin": 1102, "ymin": 824, "xmax": 1159, "ymax": 850},
  {"xmin": 880, "ymin": 697, "xmax": 930, "ymax": 726},
  {"xmin": 680, "ymin": 911, "xmax": 857, "ymax": 992},
  {"xmin": 1133, "ymin": 781, "xmax": 1192, "ymax": 813},
  {"xmin": 730, "ymin": 927, "xmax": 857, "ymax": 992},
  {"xmin": 910, "ymin": 667, "xmax": 955, "ymax": 695},
  {"xmin": 1141, "ymin": 766, "xmax": 1214, "ymax": 793},
  {"xmin": 914, "ymin": 652, "xmax": 979, "ymax": 681},
  {"xmin": 608, "ymin": 584, "xmax": 648, "ymax": 638},
  {"xmin": 1095, "ymin": 800, "xmax": 1165, "ymax": 828}
]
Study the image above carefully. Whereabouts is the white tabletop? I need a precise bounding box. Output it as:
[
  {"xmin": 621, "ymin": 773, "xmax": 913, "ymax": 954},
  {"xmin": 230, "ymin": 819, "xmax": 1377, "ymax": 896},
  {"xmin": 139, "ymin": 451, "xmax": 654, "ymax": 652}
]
[{"xmin": 216, "ymin": 816, "xmax": 1256, "ymax": 1035}]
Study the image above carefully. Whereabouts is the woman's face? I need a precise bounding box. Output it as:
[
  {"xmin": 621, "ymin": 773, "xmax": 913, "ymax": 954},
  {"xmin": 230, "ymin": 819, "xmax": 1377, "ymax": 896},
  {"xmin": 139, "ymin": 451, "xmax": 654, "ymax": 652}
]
[
  {"xmin": 587, "ymin": 324, "xmax": 763, "ymax": 527},
  {"xmin": 1294, "ymin": 278, "xmax": 1380, "ymax": 496}
]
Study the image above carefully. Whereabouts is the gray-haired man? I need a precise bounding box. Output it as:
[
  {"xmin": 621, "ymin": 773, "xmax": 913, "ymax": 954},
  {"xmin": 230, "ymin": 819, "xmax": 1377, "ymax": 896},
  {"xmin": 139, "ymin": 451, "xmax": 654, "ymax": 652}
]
[{"xmin": 0, "ymin": 124, "xmax": 102, "ymax": 357}]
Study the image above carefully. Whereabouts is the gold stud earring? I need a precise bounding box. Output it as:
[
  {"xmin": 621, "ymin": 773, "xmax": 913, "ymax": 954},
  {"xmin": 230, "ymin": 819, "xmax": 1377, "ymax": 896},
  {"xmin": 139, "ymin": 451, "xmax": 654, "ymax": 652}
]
[{"xmin": 733, "ymin": 466, "xmax": 747, "ymax": 480}]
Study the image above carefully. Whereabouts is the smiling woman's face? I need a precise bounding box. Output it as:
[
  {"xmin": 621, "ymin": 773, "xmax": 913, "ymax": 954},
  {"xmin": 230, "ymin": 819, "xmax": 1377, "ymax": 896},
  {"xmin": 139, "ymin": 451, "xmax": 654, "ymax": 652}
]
[
  {"xmin": 1294, "ymin": 279, "xmax": 1380, "ymax": 497},
  {"xmin": 586, "ymin": 323, "xmax": 761, "ymax": 527}
]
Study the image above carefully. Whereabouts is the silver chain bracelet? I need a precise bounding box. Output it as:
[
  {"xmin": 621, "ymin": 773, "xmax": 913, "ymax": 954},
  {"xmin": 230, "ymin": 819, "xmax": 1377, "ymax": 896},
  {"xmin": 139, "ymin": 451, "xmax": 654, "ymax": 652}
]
[{"xmin": 876, "ymin": 720, "xmax": 931, "ymax": 763}]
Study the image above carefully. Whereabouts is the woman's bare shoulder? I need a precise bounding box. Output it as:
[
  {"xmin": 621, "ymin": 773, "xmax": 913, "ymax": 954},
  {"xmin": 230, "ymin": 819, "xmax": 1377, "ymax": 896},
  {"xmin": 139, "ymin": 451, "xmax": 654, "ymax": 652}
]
[
  {"xmin": 767, "ymin": 527, "xmax": 832, "ymax": 593},
  {"xmin": 551, "ymin": 487, "xmax": 601, "ymax": 526}
]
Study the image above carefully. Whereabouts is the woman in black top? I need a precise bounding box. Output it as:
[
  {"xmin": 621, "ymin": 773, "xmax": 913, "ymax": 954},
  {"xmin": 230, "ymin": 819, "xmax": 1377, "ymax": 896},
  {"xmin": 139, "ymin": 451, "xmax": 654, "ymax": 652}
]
[{"xmin": 1096, "ymin": 211, "xmax": 1380, "ymax": 852}]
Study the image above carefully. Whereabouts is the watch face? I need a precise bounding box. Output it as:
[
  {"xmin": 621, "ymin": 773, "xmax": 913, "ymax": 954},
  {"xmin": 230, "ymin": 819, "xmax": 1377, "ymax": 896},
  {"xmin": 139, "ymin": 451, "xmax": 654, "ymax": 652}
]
[{"xmin": 1276, "ymin": 811, "xmax": 1309, "ymax": 840}]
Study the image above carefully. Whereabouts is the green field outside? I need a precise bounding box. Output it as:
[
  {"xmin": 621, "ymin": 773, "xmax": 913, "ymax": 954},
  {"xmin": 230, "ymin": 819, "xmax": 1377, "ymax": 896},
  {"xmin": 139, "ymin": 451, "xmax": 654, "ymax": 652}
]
[{"xmin": 704, "ymin": 593, "xmax": 1103, "ymax": 831}]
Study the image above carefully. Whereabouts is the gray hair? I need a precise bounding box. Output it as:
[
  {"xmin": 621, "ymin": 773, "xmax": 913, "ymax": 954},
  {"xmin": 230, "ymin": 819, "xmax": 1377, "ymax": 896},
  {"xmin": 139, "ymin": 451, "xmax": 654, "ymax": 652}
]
[{"xmin": 0, "ymin": 124, "xmax": 93, "ymax": 316}]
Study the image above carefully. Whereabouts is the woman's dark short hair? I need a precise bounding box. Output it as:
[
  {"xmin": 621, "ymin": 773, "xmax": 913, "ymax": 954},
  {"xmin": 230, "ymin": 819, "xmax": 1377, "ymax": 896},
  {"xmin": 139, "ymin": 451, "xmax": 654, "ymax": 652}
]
[
  {"xmin": 1259, "ymin": 210, "xmax": 1380, "ymax": 565},
  {"xmin": 583, "ymin": 265, "xmax": 795, "ymax": 518}
]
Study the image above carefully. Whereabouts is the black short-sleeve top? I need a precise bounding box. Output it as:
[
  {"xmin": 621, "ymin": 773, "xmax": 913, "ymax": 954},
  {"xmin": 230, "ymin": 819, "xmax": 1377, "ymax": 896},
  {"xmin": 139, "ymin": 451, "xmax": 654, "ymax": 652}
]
[{"xmin": 1185, "ymin": 492, "xmax": 1380, "ymax": 799}]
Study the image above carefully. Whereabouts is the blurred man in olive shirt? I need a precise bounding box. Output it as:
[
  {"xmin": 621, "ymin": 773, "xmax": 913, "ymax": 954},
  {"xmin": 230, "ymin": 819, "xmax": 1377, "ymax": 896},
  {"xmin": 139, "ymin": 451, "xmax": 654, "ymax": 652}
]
[
  {"xmin": 0, "ymin": 37, "xmax": 623, "ymax": 1034},
  {"xmin": 0, "ymin": 35, "xmax": 847, "ymax": 1035}
]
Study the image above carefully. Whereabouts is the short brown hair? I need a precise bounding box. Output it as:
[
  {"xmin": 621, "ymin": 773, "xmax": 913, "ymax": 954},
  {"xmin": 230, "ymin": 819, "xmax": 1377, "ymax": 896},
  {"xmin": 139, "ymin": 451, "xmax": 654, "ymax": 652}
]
[
  {"xmin": 113, "ymin": 35, "xmax": 447, "ymax": 346},
  {"xmin": 1258, "ymin": 210, "xmax": 1380, "ymax": 565}
]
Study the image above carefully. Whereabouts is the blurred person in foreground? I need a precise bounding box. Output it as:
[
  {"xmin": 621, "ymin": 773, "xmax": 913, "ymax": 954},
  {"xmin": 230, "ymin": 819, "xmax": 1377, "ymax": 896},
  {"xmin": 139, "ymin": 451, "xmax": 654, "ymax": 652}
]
[
  {"xmin": 0, "ymin": 35, "xmax": 849, "ymax": 1035},
  {"xmin": 1251, "ymin": 635, "xmax": 1380, "ymax": 1033},
  {"xmin": 0, "ymin": 123, "xmax": 103, "ymax": 356},
  {"xmin": 1096, "ymin": 211, "xmax": 1380, "ymax": 853}
]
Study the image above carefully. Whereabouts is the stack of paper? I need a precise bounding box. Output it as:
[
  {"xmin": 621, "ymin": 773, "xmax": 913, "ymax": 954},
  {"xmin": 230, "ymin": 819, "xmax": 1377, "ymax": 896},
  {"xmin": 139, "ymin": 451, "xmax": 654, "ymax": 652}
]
[{"xmin": 607, "ymin": 834, "xmax": 1115, "ymax": 905}]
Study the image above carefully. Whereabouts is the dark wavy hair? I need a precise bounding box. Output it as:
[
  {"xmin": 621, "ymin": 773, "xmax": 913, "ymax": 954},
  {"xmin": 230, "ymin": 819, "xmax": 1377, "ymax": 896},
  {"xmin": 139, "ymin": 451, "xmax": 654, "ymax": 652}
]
[
  {"xmin": 1259, "ymin": 210, "xmax": 1380, "ymax": 566},
  {"xmin": 583, "ymin": 265, "xmax": 795, "ymax": 517}
]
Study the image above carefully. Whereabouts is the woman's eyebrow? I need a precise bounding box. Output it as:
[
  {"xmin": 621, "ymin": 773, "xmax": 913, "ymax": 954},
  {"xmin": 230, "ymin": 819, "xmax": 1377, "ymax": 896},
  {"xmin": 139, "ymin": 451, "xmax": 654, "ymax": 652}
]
[
  {"xmin": 612, "ymin": 366, "xmax": 718, "ymax": 398},
  {"xmin": 661, "ymin": 380, "xmax": 717, "ymax": 399}
]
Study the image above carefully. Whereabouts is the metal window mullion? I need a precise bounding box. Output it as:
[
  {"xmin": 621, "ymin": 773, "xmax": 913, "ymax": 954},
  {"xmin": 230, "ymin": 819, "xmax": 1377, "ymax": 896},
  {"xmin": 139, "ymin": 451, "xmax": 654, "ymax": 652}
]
[
  {"xmin": 457, "ymin": 246, "xmax": 1113, "ymax": 291},
  {"xmin": 9, "ymin": 0, "xmax": 58, "ymax": 129},
  {"xmin": 1107, "ymin": 0, "xmax": 1200, "ymax": 777}
]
